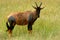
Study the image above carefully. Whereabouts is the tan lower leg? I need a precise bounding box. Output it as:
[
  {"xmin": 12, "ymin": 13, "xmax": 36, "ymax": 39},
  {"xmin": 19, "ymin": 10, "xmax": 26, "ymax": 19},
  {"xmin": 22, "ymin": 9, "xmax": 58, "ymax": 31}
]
[
  {"xmin": 7, "ymin": 30, "xmax": 12, "ymax": 37},
  {"xmin": 28, "ymin": 30, "xmax": 32, "ymax": 34}
]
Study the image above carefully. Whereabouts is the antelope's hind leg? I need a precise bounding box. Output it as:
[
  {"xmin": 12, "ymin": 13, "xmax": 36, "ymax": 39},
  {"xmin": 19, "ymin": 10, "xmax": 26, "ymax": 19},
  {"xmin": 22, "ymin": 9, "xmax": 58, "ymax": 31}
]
[
  {"xmin": 6, "ymin": 16, "xmax": 16, "ymax": 37},
  {"xmin": 7, "ymin": 22, "xmax": 15, "ymax": 37}
]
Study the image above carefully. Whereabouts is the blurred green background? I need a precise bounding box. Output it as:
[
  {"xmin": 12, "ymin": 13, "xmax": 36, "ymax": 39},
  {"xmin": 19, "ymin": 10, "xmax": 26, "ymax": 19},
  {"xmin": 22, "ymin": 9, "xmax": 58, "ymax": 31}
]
[{"xmin": 0, "ymin": 0, "xmax": 60, "ymax": 40}]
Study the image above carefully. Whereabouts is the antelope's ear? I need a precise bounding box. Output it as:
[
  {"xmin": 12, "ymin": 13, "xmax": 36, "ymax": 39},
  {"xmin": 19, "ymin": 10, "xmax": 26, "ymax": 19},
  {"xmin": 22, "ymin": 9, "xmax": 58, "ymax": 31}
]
[
  {"xmin": 32, "ymin": 5, "xmax": 36, "ymax": 9},
  {"xmin": 41, "ymin": 7, "xmax": 45, "ymax": 10}
]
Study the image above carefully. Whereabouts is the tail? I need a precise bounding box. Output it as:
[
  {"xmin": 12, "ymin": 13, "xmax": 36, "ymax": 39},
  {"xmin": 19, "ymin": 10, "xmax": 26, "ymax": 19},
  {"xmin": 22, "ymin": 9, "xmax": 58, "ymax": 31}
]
[{"xmin": 6, "ymin": 21, "xmax": 10, "ymax": 31}]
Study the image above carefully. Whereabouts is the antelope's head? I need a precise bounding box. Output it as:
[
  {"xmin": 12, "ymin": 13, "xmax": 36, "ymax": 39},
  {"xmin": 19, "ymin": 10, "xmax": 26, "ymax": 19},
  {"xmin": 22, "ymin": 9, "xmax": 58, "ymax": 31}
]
[{"xmin": 32, "ymin": 2, "xmax": 44, "ymax": 17}]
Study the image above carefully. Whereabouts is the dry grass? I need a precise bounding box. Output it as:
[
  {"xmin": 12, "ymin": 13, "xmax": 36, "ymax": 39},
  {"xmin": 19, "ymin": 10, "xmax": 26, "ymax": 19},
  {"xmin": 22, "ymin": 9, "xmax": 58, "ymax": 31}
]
[{"xmin": 0, "ymin": 0, "xmax": 60, "ymax": 40}]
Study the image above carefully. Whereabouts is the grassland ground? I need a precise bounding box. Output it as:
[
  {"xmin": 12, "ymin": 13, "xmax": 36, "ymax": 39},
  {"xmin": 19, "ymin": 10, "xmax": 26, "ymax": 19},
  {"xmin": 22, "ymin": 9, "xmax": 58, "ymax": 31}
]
[{"xmin": 0, "ymin": 0, "xmax": 60, "ymax": 40}]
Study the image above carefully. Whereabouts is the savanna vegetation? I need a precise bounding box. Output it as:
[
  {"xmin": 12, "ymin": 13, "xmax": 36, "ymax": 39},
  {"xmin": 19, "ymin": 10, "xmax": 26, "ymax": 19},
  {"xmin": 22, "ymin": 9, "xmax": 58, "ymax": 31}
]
[{"xmin": 0, "ymin": 0, "xmax": 60, "ymax": 40}]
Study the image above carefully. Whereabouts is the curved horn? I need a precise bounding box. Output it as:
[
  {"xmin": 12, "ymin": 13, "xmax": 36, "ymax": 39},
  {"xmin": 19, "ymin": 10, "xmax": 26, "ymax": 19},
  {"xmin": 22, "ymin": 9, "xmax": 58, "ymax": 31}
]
[
  {"xmin": 35, "ymin": 2, "xmax": 38, "ymax": 7},
  {"xmin": 32, "ymin": 5, "xmax": 36, "ymax": 9},
  {"xmin": 39, "ymin": 2, "xmax": 42, "ymax": 7}
]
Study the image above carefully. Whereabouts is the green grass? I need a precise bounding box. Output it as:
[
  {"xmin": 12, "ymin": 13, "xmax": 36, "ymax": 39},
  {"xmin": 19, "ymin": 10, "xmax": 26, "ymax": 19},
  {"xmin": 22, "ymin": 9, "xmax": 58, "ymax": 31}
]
[{"xmin": 0, "ymin": 0, "xmax": 60, "ymax": 40}]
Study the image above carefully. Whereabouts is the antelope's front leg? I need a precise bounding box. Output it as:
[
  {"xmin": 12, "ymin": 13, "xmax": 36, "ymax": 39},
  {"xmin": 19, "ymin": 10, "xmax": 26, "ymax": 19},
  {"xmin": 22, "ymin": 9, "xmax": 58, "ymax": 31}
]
[{"xmin": 28, "ymin": 24, "xmax": 32, "ymax": 34}]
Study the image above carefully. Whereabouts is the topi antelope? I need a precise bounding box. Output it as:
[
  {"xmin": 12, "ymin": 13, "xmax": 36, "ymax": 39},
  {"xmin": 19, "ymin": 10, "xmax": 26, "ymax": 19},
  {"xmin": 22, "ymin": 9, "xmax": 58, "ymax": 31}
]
[{"xmin": 6, "ymin": 2, "xmax": 44, "ymax": 36}]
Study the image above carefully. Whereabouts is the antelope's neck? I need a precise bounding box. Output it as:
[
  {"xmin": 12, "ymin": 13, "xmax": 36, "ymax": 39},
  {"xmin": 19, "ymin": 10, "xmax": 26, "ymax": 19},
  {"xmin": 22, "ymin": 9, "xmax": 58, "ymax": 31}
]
[{"xmin": 35, "ymin": 10, "xmax": 40, "ymax": 18}]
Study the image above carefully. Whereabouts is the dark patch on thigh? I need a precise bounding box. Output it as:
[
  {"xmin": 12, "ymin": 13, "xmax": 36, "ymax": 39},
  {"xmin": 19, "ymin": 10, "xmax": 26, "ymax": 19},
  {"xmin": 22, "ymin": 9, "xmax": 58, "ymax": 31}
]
[{"xmin": 8, "ymin": 16, "xmax": 16, "ymax": 23}]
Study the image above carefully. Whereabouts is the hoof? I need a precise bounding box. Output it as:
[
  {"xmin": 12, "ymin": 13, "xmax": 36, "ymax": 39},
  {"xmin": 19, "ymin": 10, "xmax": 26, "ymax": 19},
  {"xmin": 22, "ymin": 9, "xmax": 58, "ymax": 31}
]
[
  {"xmin": 7, "ymin": 29, "xmax": 12, "ymax": 37},
  {"xmin": 28, "ymin": 30, "xmax": 32, "ymax": 34}
]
